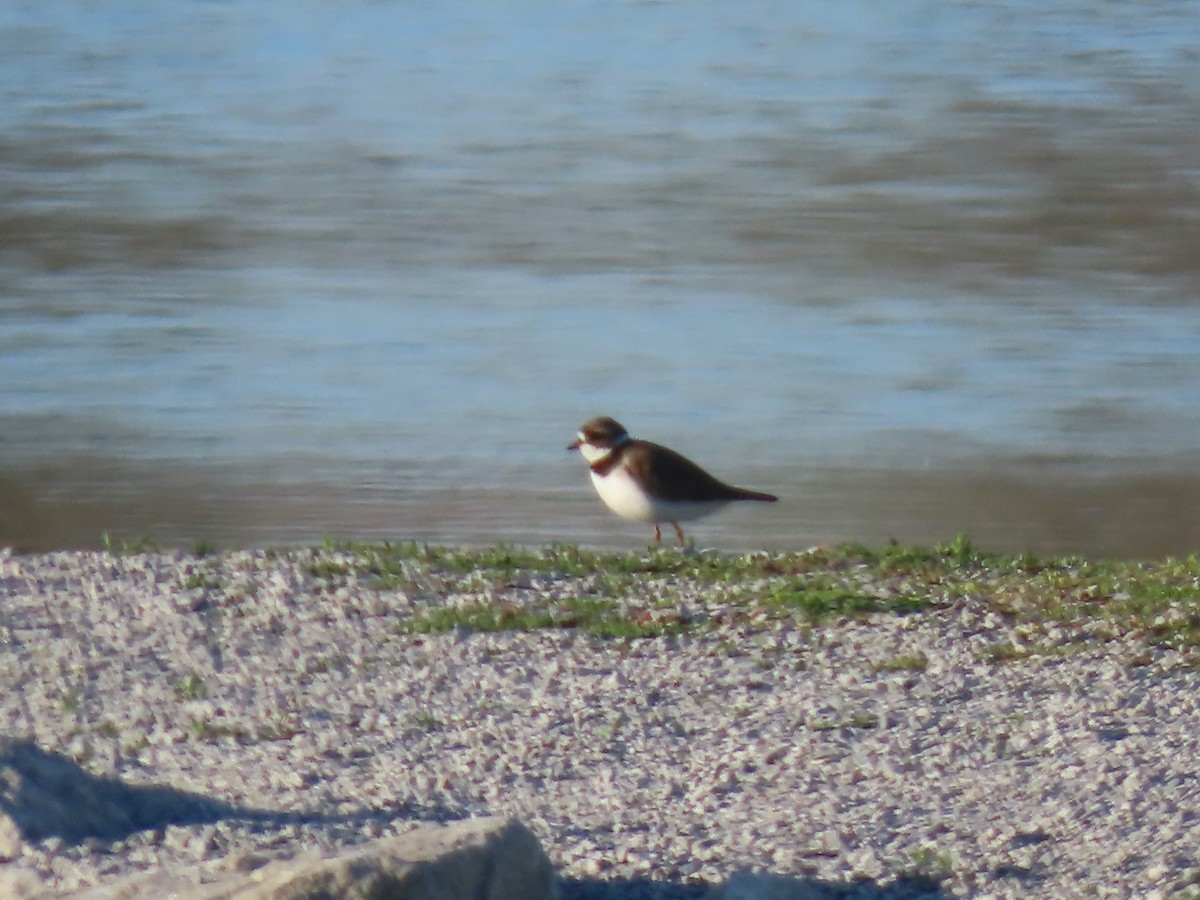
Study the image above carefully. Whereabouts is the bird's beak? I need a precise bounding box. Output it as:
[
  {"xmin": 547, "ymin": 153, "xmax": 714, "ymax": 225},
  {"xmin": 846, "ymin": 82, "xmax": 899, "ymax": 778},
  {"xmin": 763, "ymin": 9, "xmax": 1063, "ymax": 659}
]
[{"xmin": 567, "ymin": 438, "xmax": 581, "ymax": 451}]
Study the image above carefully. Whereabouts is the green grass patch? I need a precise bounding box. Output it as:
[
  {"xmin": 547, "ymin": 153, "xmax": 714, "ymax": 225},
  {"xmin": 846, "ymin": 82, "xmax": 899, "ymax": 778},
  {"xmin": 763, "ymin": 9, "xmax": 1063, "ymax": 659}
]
[
  {"xmin": 174, "ymin": 673, "xmax": 208, "ymax": 700},
  {"xmin": 102, "ymin": 532, "xmax": 158, "ymax": 555},
  {"xmin": 402, "ymin": 602, "xmax": 560, "ymax": 634},
  {"xmin": 764, "ymin": 578, "xmax": 931, "ymax": 623},
  {"xmin": 122, "ymin": 538, "xmax": 1200, "ymax": 660},
  {"xmin": 808, "ymin": 713, "xmax": 878, "ymax": 731},
  {"xmin": 874, "ymin": 652, "xmax": 930, "ymax": 673},
  {"xmin": 400, "ymin": 594, "xmax": 691, "ymax": 639},
  {"xmin": 325, "ymin": 541, "xmax": 1200, "ymax": 652},
  {"xmin": 187, "ymin": 717, "xmax": 249, "ymax": 743}
]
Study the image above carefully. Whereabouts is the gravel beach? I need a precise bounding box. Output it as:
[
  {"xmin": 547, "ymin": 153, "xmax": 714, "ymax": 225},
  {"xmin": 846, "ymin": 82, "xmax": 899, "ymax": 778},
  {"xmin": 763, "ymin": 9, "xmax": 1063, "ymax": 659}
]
[{"xmin": 1, "ymin": 545, "xmax": 1198, "ymax": 898}]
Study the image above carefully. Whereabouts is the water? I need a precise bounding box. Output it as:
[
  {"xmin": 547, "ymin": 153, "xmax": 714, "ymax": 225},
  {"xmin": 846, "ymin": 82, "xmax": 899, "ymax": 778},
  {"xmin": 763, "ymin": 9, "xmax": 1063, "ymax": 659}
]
[{"xmin": 2, "ymin": 1, "xmax": 1199, "ymax": 556}]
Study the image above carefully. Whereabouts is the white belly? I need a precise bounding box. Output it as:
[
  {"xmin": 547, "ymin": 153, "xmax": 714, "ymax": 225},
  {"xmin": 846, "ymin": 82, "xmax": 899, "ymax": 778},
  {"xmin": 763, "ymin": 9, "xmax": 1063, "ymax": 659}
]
[{"xmin": 590, "ymin": 468, "xmax": 726, "ymax": 524}]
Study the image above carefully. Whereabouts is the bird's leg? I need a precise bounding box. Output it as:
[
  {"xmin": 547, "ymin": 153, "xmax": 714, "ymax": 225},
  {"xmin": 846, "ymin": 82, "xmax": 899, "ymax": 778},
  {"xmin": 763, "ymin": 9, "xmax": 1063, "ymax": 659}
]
[
  {"xmin": 653, "ymin": 523, "xmax": 662, "ymax": 544},
  {"xmin": 672, "ymin": 522, "xmax": 687, "ymax": 546}
]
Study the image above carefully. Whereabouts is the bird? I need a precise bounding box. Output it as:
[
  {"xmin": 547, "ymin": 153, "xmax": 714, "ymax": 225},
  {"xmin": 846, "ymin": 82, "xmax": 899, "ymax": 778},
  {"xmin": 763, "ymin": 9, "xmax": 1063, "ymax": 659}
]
[{"xmin": 567, "ymin": 416, "xmax": 778, "ymax": 546}]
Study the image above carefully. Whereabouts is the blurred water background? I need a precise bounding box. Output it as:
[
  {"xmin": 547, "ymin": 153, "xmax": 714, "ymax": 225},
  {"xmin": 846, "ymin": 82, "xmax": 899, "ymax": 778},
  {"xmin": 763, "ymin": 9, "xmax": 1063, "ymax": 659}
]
[{"xmin": 2, "ymin": 1, "xmax": 1199, "ymax": 556}]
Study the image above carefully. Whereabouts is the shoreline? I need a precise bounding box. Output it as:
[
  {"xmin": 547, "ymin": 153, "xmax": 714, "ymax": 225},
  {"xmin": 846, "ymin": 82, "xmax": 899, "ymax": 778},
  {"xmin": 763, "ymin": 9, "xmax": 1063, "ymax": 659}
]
[
  {"xmin": 4, "ymin": 457, "xmax": 1200, "ymax": 559},
  {"xmin": 2, "ymin": 543, "xmax": 1199, "ymax": 897}
]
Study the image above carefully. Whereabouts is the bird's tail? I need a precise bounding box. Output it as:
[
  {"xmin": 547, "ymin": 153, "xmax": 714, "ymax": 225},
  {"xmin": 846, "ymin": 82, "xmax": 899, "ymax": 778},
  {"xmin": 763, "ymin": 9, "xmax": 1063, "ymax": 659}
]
[{"xmin": 730, "ymin": 487, "xmax": 778, "ymax": 503}]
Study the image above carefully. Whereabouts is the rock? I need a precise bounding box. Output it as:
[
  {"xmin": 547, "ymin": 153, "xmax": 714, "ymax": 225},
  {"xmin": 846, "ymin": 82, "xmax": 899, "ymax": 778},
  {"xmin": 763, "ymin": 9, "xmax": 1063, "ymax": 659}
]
[
  {"xmin": 72, "ymin": 817, "xmax": 558, "ymax": 900},
  {"xmin": 207, "ymin": 817, "xmax": 557, "ymax": 900}
]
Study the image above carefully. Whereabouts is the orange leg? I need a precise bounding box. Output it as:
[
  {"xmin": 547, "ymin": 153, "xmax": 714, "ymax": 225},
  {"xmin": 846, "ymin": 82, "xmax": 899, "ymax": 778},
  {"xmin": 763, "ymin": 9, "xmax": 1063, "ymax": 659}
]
[
  {"xmin": 672, "ymin": 522, "xmax": 687, "ymax": 546},
  {"xmin": 653, "ymin": 523, "xmax": 662, "ymax": 544}
]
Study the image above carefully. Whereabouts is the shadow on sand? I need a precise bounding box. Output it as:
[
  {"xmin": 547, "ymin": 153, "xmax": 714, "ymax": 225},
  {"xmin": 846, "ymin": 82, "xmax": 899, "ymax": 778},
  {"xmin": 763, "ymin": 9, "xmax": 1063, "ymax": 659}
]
[
  {"xmin": 0, "ymin": 737, "xmax": 467, "ymax": 845},
  {"xmin": 0, "ymin": 738, "xmax": 949, "ymax": 899},
  {"xmin": 559, "ymin": 873, "xmax": 948, "ymax": 899}
]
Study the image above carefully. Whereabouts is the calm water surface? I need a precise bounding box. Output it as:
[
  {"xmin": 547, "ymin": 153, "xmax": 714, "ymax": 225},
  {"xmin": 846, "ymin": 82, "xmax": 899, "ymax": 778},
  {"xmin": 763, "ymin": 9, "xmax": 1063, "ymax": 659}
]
[{"xmin": 2, "ymin": 2, "xmax": 1199, "ymax": 555}]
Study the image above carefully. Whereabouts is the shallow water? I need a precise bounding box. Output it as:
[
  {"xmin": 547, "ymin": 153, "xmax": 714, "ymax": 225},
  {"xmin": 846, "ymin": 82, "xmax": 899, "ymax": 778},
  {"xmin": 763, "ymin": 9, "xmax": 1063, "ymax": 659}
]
[{"xmin": 2, "ymin": 2, "xmax": 1199, "ymax": 555}]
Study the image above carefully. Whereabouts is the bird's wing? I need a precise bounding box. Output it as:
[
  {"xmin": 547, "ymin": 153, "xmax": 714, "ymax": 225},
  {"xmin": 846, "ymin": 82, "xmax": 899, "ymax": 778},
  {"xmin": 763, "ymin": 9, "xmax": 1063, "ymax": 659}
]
[{"xmin": 625, "ymin": 441, "xmax": 756, "ymax": 502}]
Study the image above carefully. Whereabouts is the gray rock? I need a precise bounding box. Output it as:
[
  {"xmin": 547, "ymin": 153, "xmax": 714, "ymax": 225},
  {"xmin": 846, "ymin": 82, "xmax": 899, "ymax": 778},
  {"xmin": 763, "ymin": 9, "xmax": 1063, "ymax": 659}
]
[
  {"xmin": 72, "ymin": 817, "xmax": 558, "ymax": 900},
  {"xmin": 214, "ymin": 817, "xmax": 557, "ymax": 900}
]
